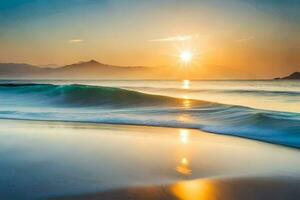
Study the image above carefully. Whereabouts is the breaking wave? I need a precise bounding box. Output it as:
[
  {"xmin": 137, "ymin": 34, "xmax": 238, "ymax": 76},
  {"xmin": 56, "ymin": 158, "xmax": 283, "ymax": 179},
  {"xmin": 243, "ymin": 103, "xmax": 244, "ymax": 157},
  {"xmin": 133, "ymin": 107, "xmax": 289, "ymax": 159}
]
[{"xmin": 0, "ymin": 83, "xmax": 299, "ymax": 148}]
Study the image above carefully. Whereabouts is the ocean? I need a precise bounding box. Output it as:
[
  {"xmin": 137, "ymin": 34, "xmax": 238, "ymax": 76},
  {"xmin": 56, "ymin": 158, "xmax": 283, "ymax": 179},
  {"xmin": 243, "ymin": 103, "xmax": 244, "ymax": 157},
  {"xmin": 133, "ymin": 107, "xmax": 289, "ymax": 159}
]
[{"xmin": 0, "ymin": 80, "xmax": 299, "ymax": 148}]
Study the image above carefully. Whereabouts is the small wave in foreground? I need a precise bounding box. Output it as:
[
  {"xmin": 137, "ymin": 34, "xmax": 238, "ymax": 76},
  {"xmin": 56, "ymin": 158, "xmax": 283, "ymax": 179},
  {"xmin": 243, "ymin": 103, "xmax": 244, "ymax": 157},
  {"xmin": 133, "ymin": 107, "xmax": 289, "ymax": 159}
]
[{"xmin": 0, "ymin": 83, "xmax": 299, "ymax": 148}]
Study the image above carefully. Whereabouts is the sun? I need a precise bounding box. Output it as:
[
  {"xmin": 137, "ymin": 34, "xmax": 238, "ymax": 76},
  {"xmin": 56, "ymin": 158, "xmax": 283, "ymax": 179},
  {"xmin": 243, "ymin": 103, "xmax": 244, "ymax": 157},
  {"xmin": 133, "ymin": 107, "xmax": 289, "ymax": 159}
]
[{"xmin": 180, "ymin": 51, "xmax": 193, "ymax": 63}]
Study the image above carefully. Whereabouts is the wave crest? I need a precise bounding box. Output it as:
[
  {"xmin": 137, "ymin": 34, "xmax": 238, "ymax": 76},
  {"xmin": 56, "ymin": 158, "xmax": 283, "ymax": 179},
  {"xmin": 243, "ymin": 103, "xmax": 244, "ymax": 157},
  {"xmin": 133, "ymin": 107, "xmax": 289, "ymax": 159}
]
[
  {"xmin": 0, "ymin": 83, "xmax": 300, "ymax": 148},
  {"xmin": 0, "ymin": 83, "xmax": 208, "ymax": 107}
]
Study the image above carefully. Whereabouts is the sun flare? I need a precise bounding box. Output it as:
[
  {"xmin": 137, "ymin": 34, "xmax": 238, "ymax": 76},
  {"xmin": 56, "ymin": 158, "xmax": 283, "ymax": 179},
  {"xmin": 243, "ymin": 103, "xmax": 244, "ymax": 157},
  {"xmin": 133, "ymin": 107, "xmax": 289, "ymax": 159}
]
[{"xmin": 180, "ymin": 51, "xmax": 193, "ymax": 63}]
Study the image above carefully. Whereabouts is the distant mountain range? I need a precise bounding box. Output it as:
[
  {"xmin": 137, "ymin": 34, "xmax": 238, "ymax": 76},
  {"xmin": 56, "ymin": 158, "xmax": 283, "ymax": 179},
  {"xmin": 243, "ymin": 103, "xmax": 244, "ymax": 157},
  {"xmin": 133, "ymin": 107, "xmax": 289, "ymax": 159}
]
[
  {"xmin": 0, "ymin": 60, "xmax": 299, "ymax": 80},
  {"xmin": 0, "ymin": 60, "xmax": 168, "ymax": 79},
  {"xmin": 274, "ymin": 72, "xmax": 300, "ymax": 80}
]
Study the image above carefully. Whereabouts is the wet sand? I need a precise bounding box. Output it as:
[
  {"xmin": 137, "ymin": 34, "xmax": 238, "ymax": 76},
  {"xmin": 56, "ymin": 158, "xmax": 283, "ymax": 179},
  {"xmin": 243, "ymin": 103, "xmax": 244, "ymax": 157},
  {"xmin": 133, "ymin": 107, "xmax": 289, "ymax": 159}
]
[
  {"xmin": 54, "ymin": 176, "xmax": 300, "ymax": 200},
  {"xmin": 0, "ymin": 119, "xmax": 299, "ymax": 199}
]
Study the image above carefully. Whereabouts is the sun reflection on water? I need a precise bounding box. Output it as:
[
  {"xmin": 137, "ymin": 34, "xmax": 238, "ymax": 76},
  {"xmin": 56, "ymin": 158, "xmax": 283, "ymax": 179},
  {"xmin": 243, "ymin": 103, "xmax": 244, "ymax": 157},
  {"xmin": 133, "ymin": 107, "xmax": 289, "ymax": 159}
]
[
  {"xmin": 182, "ymin": 95, "xmax": 191, "ymax": 108},
  {"xmin": 182, "ymin": 80, "xmax": 190, "ymax": 89},
  {"xmin": 183, "ymin": 99, "xmax": 191, "ymax": 108},
  {"xmin": 177, "ymin": 114, "xmax": 192, "ymax": 122}
]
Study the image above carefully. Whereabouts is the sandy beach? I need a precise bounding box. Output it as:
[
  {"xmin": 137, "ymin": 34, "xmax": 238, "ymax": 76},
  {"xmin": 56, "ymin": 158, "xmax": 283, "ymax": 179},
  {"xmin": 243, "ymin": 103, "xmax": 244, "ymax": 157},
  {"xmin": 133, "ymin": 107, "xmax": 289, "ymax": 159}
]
[
  {"xmin": 0, "ymin": 119, "xmax": 299, "ymax": 199},
  {"xmin": 54, "ymin": 177, "xmax": 300, "ymax": 200}
]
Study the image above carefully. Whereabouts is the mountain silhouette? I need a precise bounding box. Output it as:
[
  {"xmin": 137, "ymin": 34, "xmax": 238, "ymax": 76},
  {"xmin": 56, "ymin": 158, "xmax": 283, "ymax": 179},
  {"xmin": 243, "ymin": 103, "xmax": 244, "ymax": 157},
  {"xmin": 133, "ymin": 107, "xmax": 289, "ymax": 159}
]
[
  {"xmin": 275, "ymin": 72, "xmax": 300, "ymax": 80},
  {"xmin": 0, "ymin": 60, "xmax": 162, "ymax": 79}
]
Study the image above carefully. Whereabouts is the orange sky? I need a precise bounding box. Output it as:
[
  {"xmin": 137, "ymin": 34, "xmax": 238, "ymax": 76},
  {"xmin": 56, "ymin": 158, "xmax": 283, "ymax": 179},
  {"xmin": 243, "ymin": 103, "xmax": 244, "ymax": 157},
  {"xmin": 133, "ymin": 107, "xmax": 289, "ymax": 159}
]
[{"xmin": 0, "ymin": 0, "xmax": 299, "ymax": 78}]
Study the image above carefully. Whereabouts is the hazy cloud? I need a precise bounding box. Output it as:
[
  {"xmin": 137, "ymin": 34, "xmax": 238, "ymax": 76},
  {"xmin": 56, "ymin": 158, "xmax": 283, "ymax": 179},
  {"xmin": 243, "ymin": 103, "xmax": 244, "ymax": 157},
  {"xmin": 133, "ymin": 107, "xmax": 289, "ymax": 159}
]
[
  {"xmin": 237, "ymin": 36, "xmax": 255, "ymax": 43},
  {"xmin": 69, "ymin": 39, "xmax": 84, "ymax": 43},
  {"xmin": 149, "ymin": 34, "xmax": 199, "ymax": 42}
]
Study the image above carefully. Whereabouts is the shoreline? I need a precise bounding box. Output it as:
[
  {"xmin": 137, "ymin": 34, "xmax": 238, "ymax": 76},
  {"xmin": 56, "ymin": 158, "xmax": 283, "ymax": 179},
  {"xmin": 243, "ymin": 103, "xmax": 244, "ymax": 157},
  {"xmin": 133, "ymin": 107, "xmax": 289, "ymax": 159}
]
[{"xmin": 0, "ymin": 117, "xmax": 299, "ymax": 150}]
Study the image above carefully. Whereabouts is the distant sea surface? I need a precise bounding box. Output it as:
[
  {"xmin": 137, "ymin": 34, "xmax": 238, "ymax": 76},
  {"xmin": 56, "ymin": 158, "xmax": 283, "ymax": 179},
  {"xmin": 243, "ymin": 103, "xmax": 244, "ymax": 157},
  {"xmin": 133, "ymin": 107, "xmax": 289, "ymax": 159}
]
[{"xmin": 0, "ymin": 80, "xmax": 299, "ymax": 148}]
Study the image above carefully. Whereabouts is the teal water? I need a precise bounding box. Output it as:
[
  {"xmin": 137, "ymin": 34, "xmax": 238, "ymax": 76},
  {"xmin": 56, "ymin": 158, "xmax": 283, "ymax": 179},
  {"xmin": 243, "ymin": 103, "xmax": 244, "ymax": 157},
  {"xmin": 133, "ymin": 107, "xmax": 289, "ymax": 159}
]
[{"xmin": 0, "ymin": 80, "xmax": 299, "ymax": 148}]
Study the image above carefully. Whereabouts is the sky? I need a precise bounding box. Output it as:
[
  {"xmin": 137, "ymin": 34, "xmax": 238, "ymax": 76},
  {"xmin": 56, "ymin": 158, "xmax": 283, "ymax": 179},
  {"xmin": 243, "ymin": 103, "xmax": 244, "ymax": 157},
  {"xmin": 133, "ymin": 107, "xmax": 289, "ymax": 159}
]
[{"xmin": 0, "ymin": 0, "xmax": 299, "ymax": 78}]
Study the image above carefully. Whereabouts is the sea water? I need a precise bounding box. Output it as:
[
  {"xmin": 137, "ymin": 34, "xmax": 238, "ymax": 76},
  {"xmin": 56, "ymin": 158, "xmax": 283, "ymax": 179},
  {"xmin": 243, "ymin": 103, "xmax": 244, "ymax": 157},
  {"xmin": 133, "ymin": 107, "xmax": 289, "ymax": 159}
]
[{"xmin": 0, "ymin": 80, "xmax": 299, "ymax": 148}]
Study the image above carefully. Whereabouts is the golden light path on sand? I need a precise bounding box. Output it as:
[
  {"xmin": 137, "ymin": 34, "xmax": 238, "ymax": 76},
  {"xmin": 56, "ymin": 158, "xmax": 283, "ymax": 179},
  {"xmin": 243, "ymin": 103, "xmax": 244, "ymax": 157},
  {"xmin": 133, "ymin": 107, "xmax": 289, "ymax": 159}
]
[
  {"xmin": 171, "ymin": 179, "xmax": 216, "ymax": 200},
  {"xmin": 179, "ymin": 129, "xmax": 189, "ymax": 144},
  {"xmin": 17, "ymin": 120, "xmax": 299, "ymax": 200},
  {"xmin": 176, "ymin": 129, "xmax": 192, "ymax": 176}
]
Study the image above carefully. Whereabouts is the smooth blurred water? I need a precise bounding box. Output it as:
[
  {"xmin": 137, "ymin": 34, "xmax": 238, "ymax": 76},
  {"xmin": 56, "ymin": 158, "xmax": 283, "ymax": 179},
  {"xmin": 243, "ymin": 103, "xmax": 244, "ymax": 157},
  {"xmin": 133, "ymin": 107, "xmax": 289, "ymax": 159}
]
[
  {"xmin": 2, "ymin": 80, "xmax": 298, "ymax": 112},
  {"xmin": 88, "ymin": 80, "xmax": 300, "ymax": 113},
  {"xmin": 0, "ymin": 80, "xmax": 299, "ymax": 148}
]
